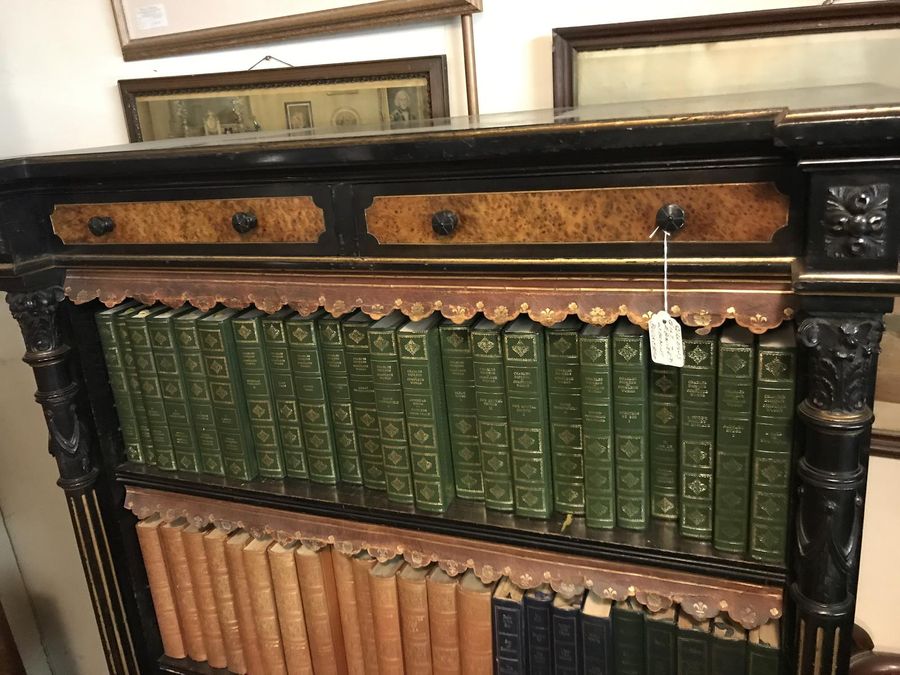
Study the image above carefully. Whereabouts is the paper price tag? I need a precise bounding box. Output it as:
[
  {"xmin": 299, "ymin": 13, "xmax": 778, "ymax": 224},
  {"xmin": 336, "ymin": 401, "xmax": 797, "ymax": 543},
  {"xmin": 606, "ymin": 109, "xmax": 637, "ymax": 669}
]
[{"xmin": 649, "ymin": 311, "xmax": 684, "ymax": 367}]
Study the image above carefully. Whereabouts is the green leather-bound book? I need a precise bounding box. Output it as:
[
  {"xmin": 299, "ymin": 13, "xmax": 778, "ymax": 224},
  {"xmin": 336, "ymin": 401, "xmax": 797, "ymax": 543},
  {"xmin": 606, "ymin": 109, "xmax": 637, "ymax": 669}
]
[
  {"xmin": 115, "ymin": 304, "xmax": 156, "ymax": 465},
  {"xmin": 96, "ymin": 301, "xmax": 145, "ymax": 463},
  {"xmin": 233, "ymin": 309, "xmax": 286, "ymax": 478},
  {"xmin": 369, "ymin": 311, "xmax": 414, "ymax": 503},
  {"xmin": 128, "ymin": 305, "xmax": 177, "ymax": 470},
  {"xmin": 261, "ymin": 308, "xmax": 308, "ymax": 479},
  {"xmin": 710, "ymin": 617, "xmax": 747, "ymax": 675},
  {"xmin": 650, "ymin": 363, "xmax": 679, "ymax": 521},
  {"xmin": 472, "ymin": 317, "xmax": 514, "ymax": 512},
  {"xmin": 342, "ymin": 311, "xmax": 386, "ymax": 490},
  {"xmin": 612, "ymin": 321, "xmax": 650, "ymax": 530},
  {"xmin": 679, "ymin": 329, "xmax": 719, "ymax": 540},
  {"xmin": 399, "ymin": 314, "xmax": 456, "ymax": 512},
  {"xmin": 440, "ymin": 318, "xmax": 484, "ymax": 500},
  {"xmin": 148, "ymin": 305, "xmax": 201, "ymax": 473},
  {"xmin": 747, "ymin": 621, "xmax": 780, "ymax": 675},
  {"xmin": 749, "ymin": 324, "xmax": 796, "ymax": 563},
  {"xmin": 198, "ymin": 308, "xmax": 258, "ymax": 480},
  {"xmin": 714, "ymin": 325, "xmax": 756, "ymax": 553},
  {"xmin": 545, "ymin": 316, "xmax": 585, "ymax": 515},
  {"xmin": 319, "ymin": 313, "xmax": 363, "ymax": 484},
  {"xmin": 172, "ymin": 308, "xmax": 224, "ymax": 476},
  {"xmin": 645, "ymin": 606, "xmax": 678, "ymax": 675},
  {"xmin": 580, "ymin": 324, "xmax": 615, "ymax": 529},
  {"xmin": 287, "ymin": 310, "xmax": 341, "ymax": 484},
  {"xmin": 677, "ymin": 613, "xmax": 712, "ymax": 675},
  {"xmin": 503, "ymin": 316, "xmax": 552, "ymax": 519},
  {"xmin": 612, "ymin": 598, "xmax": 646, "ymax": 675}
]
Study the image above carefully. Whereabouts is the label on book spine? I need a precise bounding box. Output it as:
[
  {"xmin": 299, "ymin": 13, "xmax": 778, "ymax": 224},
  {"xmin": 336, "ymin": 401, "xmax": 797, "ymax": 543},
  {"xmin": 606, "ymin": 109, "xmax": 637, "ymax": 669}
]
[{"xmin": 580, "ymin": 324, "xmax": 615, "ymax": 529}]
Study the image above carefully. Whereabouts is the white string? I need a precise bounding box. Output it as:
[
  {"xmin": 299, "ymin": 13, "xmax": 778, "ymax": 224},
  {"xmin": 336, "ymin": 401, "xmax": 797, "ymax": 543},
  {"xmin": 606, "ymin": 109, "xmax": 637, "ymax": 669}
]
[{"xmin": 663, "ymin": 231, "xmax": 669, "ymax": 313}]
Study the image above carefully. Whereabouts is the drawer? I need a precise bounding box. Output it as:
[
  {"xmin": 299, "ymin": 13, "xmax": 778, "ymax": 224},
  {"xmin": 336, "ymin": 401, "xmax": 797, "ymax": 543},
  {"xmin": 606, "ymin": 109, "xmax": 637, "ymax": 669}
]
[
  {"xmin": 51, "ymin": 196, "xmax": 326, "ymax": 245},
  {"xmin": 363, "ymin": 182, "xmax": 790, "ymax": 245}
]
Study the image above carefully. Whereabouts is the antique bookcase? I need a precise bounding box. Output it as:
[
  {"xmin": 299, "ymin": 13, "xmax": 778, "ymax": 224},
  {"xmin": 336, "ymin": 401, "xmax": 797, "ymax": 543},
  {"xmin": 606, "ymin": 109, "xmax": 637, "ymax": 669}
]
[{"xmin": 0, "ymin": 96, "xmax": 896, "ymax": 675}]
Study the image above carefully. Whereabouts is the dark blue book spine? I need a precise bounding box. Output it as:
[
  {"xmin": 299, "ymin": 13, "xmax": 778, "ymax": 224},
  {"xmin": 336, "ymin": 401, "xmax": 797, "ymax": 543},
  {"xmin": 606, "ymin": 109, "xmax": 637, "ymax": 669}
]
[
  {"xmin": 525, "ymin": 592, "xmax": 553, "ymax": 675},
  {"xmin": 494, "ymin": 596, "xmax": 527, "ymax": 675},
  {"xmin": 552, "ymin": 602, "xmax": 582, "ymax": 675},
  {"xmin": 583, "ymin": 615, "xmax": 613, "ymax": 675}
]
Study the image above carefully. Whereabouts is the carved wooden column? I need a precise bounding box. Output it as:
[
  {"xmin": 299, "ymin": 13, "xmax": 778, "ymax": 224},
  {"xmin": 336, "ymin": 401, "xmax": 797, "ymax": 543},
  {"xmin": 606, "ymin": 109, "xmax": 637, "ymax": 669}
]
[
  {"xmin": 6, "ymin": 287, "xmax": 141, "ymax": 675},
  {"xmin": 792, "ymin": 314, "xmax": 883, "ymax": 675}
]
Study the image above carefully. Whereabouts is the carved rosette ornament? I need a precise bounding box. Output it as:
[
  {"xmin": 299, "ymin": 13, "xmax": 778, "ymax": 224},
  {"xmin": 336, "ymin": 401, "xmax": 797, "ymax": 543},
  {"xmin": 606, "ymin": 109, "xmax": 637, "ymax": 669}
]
[
  {"xmin": 823, "ymin": 184, "xmax": 889, "ymax": 259},
  {"xmin": 793, "ymin": 314, "xmax": 883, "ymax": 675}
]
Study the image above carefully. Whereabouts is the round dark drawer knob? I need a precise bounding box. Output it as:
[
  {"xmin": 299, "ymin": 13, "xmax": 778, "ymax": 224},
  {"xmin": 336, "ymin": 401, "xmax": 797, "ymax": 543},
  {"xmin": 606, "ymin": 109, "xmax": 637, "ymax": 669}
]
[
  {"xmin": 87, "ymin": 216, "xmax": 115, "ymax": 237},
  {"xmin": 431, "ymin": 209, "xmax": 459, "ymax": 236},
  {"xmin": 655, "ymin": 203, "xmax": 686, "ymax": 235},
  {"xmin": 231, "ymin": 211, "xmax": 258, "ymax": 234}
]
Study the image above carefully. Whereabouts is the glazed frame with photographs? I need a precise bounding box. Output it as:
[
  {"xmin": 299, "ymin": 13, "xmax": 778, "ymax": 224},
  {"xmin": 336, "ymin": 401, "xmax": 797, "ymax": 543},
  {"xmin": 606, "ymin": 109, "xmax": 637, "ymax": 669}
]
[
  {"xmin": 552, "ymin": 2, "xmax": 900, "ymax": 108},
  {"xmin": 110, "ymin": 0, "xmax": 481, "ymax": 61},
  {"xmin": 118, "ymin": 55, "xmax": 449, "ymax": 143}
]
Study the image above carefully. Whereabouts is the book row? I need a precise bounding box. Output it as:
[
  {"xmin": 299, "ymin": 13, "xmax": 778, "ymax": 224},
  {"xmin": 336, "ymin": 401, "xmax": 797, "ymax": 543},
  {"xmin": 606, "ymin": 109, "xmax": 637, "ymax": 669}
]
[
  {"xmin": 136, "ymin": 517, "xmax": 782, "ymax": 675},
  {"xmin": 98, "ymin": 302, "xmax": 796, "ymax": 560}
]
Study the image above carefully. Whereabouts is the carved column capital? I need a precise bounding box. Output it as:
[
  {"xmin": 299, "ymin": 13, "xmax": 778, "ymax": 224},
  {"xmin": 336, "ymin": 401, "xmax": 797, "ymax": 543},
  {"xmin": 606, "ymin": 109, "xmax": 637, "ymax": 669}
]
[{"xmin": 6, "ymin": 286, "xmax": 66, "ymax": 354}]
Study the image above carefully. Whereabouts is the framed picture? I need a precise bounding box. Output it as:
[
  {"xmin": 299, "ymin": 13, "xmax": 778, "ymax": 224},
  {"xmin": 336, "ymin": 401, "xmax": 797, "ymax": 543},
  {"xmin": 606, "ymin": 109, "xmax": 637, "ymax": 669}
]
[
  {"xmin": 552, "ymin": 2, "xmax": 900, "ymax": 109},
  {"xmin": 110, "ymin": 0, "xmax": 481, "ymax": 61},
  {"xmin": 119, "ymin": 55, "xmax": 449, "ymax": 142}
]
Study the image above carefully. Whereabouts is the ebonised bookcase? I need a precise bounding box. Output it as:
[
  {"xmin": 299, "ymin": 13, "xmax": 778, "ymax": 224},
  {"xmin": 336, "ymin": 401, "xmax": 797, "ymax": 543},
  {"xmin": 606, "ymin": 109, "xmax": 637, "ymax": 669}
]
[{"xmin": 0, "ymin": 99, "xmax": 897, "ymax": 675}]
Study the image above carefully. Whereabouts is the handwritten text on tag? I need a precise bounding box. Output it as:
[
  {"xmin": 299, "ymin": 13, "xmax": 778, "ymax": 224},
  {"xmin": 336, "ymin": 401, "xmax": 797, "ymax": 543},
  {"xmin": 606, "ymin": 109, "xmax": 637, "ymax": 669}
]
[{"xmin": 649, "ymin": 311, "xmax": 684, "ymax": 367}]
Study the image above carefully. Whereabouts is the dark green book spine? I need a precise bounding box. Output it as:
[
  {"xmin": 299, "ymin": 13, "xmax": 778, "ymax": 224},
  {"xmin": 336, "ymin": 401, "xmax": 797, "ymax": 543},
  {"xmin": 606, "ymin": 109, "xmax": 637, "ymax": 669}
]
[
  {"xmin": 472, "ymin": 318, "xmax": 514, "ymax": 512},
  {"xmin": 650, "ymin": 363, "xmax": 679, "ymax": 521},
  {"xmin": 233, "ymin": 310, "xmax": 286, "ymax": 478},
  {"xmin": 261, "ymin": 309, "xmax": 308, "ymax": 479},
  {"xmin": 148, "ymin": 306, "xmax": 201, "ymax": 472},
  {"xmin": 369, "ymin": 312, "xmax": 413, "ymax": 503},
  {"xmin": 644, "ymin": 611, "xmax": 678, "ymax": 675},
  {"xmin": 612, "ymin": 322, "xmax": 650, "ymax": 530},
  {"xmin": 710, "ymin": 620, "xmax": 747, "ymax": 675},
  {"xmin": 115, "ymin": 305, "xmax": 155, "ymax": 465},
  {"xmin": 679, "ymin": 331, "xmax": 719, "ymax": 540},
  {"xmin": 545, "ymin": 318, "xmax": 585, "ymax": 515},
  {"xmin": 287, "ymin": 310, "xmax": 339, "ymax": 484},
  {"xmin": 440, "ymin": 319, "xmax": 484, "ymax": 500},
  {"xmin": 128, "ymin": 305, "xmax": 176, "ymax": 470},
  {"xmin": 319, "ymin": 314, "xmax": 363, "ymax": 484},
  {"xmin": 677, "ymin": 618, "xmax": 712, "ymax": 675},
  {"xmin": 749, "ymin": 325, "xmax": 797, "ymax": 563},
  {"xmin": 198, "ymin": 309, "xmax": 258, "ymax": 480},
  {"xmin": 580, "ymin": 324, "xmax": 615, "ymax": 529},
  {"xmin": 173, "ymin": 309, "xmax": 224, "ymax": 476},
  {"xmin": 612, "ymin": 601, "xmax": 646, "ymax": 675},
  {"xmin": 714, "ymin": 326, "xmax": 756, "ymax": 553},
  {"xmin": 343, "ymin": 312, "xmax": 386, "ymax": 490},
  {"xmin": 96, "ymin": 302, "xmax": 145, "ymax": 463},
  {"xmin": 503, "ymin": 317, "xmax": 552, "ymax": 519},
  {"xmin": 399, "ymin": 315, "xmax": 456, "ymax": 512}
]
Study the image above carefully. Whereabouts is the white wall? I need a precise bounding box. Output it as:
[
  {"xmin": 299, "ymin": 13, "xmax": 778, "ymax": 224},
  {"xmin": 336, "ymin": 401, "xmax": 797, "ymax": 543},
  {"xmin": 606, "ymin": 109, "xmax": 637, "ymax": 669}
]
[{"xmin": 0, "ymin": 1, "xmax": 896, "ymax": 671}]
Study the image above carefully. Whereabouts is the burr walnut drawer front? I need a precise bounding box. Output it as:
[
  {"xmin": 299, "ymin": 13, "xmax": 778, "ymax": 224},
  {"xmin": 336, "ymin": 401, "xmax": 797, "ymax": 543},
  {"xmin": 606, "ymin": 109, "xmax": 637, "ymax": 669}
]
[
  {"xmin": 50, "ymin": 196, "xmax": 326, "ymax": 245},
  {"xmin": 363, "ymin": 182, "xmax": 790, "ymax": 245}
]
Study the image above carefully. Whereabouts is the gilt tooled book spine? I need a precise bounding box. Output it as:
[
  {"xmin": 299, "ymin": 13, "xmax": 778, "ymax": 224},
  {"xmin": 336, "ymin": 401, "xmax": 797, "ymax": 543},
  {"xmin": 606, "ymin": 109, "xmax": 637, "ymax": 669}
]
[
  {"xmin": 223, "ymin": 531, "xmax": 265, "ymax": 675},
  {"xmin": 233, "ymin": 308, "xmax": 287, "ymax": 478},
  {"xmin": 580, "ymin": 324, "xmax": 616, "ymax": 529},
  {"xmin": 370, "ymin": 312, "xmax": 415, "ymax": 503},
  {"xmin": 440, "ymin": 318, "xmax": 485, "ymax": 500},
  {"xmin": 158, "ymin": 520, "xmax": 206, "ymax": 662},
  {"xmin": 369, "ymin": 558, "xmax": 406, "ymax": 675},
  {"xmin": 492, "ymin": 579, "xmax": 526, "ymax": 675},
  {"xmin": 351, "ymin": 553, "xmax": 381, "ymax": 675},
  {"xmin": 457, "ymin": 570, "xmax": 496, "ymax": 675},
  {"xmin": 261, "ymin": 308, "xmax": 309, "ymax": 479},
  {"xmin": 331, "ymin": 551, "xmax": 367, "ymax": 675},
  {"xmin": 426, "ymin": 567, "xmax": 461, "ymax": 675},
  {"xmin": 242, "ymin": 537, "xmax": 288, "ymax": 674},
  {"xmin": 552, "ymin": 592, "xmax": 583, "ymax": 675},
  {"xmin": 267, "ymin": 542, "xmax": 314, "ymax": 675},
  {"xmin": 399, "ymin": 315, "xmax": 456, "ymax": 512},
  {"xmin": 96, "ymin": 302, "xmax": 145, "ymax": 463},
  {"xmin": 397, "ymin": 565, "xmax": 434, "ymax": 675},
  {"xmin": 288, "ymin": 310, "xmax": 342, "ymax": 484},
  {"xmin": 135, "ymin": 517, "xmax": 185, "ymax": 659},
  {"xmin": 581, "ymin": 592, "xmax": 614, "ymax": 675},
  {"xmin": 181, "ymin": 525, "xmax": 227, "ymax": 668},
  {"xmin": 295, "ymin": 544, "xmax": 348, "ymax": 675},
  {"xmin": 650, "ymin": 362, "xmax": 680, "ymax": 521},
  {"xmin": 676, "ymin": 614, "xmax": 712, "ymax": 675},
  {"xmin": 611, "ymin": 599, "xmax": 646, "ymax": 675},
  {"xmin": 524, "ymin": 585, "xmax": 553, "ymax": 675},
  {"xmin": 644, "ymin": 607, "xmax": 678, "ymax": 675},
  {"xmin": 201, "ymin": 528, "xmax": 246, "ymax": 674},
  {"xmin": 114, "ymin": 304, "xmax": 156, "ymax": 465},
  {"xmin": 472, "ymin": 318, "xmax": 515, "ymax": 512}
]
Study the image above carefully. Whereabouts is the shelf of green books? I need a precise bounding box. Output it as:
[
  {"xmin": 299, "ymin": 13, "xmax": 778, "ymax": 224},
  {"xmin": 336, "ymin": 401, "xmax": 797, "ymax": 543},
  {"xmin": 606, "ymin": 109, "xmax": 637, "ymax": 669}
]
[{"xmin": 117, "ymin": 462, "xmax": 785, "ymax": 586}]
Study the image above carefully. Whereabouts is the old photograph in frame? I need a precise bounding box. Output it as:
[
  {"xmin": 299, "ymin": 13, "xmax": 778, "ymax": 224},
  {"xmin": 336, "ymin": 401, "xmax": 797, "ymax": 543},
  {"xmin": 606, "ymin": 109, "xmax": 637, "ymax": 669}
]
[{"xmin": 119, "ymin": 56, "xmax": 449, "ymax": 142}]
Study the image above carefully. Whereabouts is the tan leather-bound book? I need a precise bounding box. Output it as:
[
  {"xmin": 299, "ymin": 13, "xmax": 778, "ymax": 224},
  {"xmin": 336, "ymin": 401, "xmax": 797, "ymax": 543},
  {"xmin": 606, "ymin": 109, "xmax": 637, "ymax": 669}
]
[
  {"xmin": 295, "ymin": 544, "xmax": 349, "ymax": 675},
  {"xmin": 224, "ymin": 531, "xmax": 266, "ymax": 675},
  {"xmin": 456, "ymin": 570, "xmax": 496, "ymax": 675},
  {"xmin": 397, "ymin": 564, "xmax": 434, "ymax": 675},
  {"xmin": 182, "ymin": 525, "xmax": 227, "ymax": 668},
  {"xmin": 242, "ymin": 536, "xmax": 288, "ymax": 675},
  {"xmin": 330, "ymin": 551, "xmax": 367, "ymax": 675},
  {"xmin": 203, "ymin": 528, "xmax": 246, "ymax": 674},
  {"xmin": 351, "ymin": 553, "xmax": 380, "ymax": 675},
  {"xmin": 158, "ymin": 518, "xmax": 206, "ymax": 662},
  {"xmin": 267, "ymin": 542, "xmax": 314, "ymax": 675},
  {"xmin": 369, "ymin": 557, "xmax": 406, "ymax": 675},
  {"xmin": 135, "ymin": 517, "xmax": 185, "ymax": 659},
  {"xmin": 425, "ymin": 568, "xmax": 460, "ymax": 675}
]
